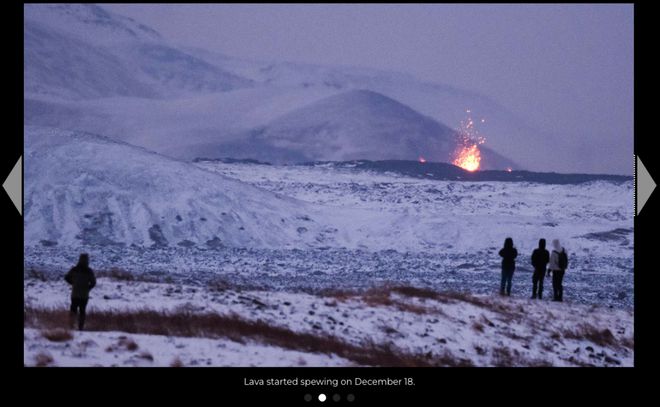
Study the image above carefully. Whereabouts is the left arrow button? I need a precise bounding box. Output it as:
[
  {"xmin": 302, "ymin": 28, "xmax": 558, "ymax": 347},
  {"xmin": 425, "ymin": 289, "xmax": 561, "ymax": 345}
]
[{"xmin": 2, "ymin": 156, "xmax": 22, "ymax": 216}]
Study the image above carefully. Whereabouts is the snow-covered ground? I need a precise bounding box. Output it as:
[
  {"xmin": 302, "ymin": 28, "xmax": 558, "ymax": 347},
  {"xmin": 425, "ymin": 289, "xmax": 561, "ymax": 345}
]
[
  {"xmin": 23, "ymin": 4, "xmax": 634, "ymax": 368},
  {"xmin": 24, "ymin": 277, "xmax": 633, "ymax": 367},
  {"xmin": 24, "ymin": 328, "xmax": 352, "ymax": 367},
  {"xmin": 23, "ymin": 147, "xmax": 634, "ymax": 367},
  {"xmin": 25, "ymin": 150, "xmax": 633, "ymax": 309}
]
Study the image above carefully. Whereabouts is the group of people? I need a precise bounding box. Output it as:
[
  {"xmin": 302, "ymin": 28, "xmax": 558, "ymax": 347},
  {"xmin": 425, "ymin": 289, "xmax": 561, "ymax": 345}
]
[
  {"xmin": 498, "ymin": 237, "xmax": 568, "ymax": 301},
  {"xmin": 62, "ymin": 240, "xmax": 569, "ymax": 331}
]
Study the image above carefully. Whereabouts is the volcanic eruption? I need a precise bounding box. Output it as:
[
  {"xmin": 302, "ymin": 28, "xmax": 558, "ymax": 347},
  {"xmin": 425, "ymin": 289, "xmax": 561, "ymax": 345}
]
[{"xmin": 452, "ymin": 109, "xmax": 486, "ymax": 172}]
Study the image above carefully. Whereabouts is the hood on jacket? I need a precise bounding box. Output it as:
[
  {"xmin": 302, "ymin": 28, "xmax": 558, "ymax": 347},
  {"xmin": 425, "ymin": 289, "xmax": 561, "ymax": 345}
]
[{"xmin": 552, "ymin": 239, "xmax": 562, "ymax": 252}]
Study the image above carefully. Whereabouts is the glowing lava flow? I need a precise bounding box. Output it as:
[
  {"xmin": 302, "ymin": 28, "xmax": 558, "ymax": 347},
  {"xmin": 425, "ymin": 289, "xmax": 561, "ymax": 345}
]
[
  {"xmin": 453, "ymin": 144, "xmax": 481, "ymax": 172},
  {"xmin": 452, "ymin": 109, "xmax": 486, "ymax": 172}
]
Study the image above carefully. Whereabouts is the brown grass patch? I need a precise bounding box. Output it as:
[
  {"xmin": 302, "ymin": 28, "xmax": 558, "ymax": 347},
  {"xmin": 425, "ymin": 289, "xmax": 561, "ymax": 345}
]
[
  {"xmin": 34, "ymin": 352, "xmax": 54, "ymax": 367},
  {"xmin": 27, "ymin": 268, "xmax": 49, "ymax": 282},
  {"xmin": 41, "ymin": 328, "xmax": 73, "ymax": 342},
  {"xmin": 97, "ymin": 267, "xmax": 134, "ymax": 281},
  {"xmin": 170, "ymin": 357, "xmax": 184, "ymax": 367},
  {"xmin": 621, "ymin": 336, "xmax": 634, "ymax": 349},
  {"xmin": 389, "ymin": 286, "xmax": 444, "ymax": 301},
  {"xmin": 472, "ymin": 321, "xmax": 485, "ymax": 333},
  {"xmin": 24, "ymin": 306, "xmax": 463, "ymax": 367},
  {"xmin": 491, "ymin": 346, "xmax": 551, "ymax": 367},
  {"xmin": 562, "ymin": 324, "xmax": 620, "ymax": 348},
  {"xmin": 120, "ymin": 337, "xmax": 139, "ymax": 351},
  {"xmin": 440, "ymin": 291, "xmax": 491, "ymax": 308},
  {"xmin": 208, "ymin": 277, "xmax": 231, "ymax": 292},
  {"xmin": 137, "ymin": 351, "xmax": 154, "ymax": 361}
]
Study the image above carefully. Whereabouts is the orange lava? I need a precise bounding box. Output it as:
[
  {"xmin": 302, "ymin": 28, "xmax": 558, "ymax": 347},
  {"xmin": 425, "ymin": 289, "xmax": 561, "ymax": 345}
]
[{"xmin": 453, "ymin": 144, "xmax": 481, "ymax": 172}]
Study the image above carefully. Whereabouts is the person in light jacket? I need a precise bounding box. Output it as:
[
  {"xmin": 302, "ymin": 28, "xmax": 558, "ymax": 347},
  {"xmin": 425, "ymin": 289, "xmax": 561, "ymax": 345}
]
[{"xmin": 547, "ymin": 239, "xmax": 567, "ymax": 302}]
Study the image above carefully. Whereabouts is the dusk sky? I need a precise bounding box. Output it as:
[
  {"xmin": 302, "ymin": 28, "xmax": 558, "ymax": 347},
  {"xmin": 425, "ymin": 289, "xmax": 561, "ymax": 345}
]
[{"xmin": 105, "ymin": 4, "xmax": 634, "ymax": 174}]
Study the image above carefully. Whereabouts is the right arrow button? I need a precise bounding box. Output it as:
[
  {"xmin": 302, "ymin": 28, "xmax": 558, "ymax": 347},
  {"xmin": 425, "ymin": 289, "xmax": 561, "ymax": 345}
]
[{"xmin": 637, "ymin": 156, "xmax": 656, "ymax": 215}]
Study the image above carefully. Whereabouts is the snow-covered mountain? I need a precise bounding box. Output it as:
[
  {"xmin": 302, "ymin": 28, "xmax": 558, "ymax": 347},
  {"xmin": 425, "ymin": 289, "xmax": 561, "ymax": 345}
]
[
  {"xmin": 24, "ymin": 126, "xmax": 328, "ymax": 249},
  {"xmin": 24, "ymin": 3, "xmax": 162, "ymax": 45},
  {"xmin": 193, "ymin": 89, "xmax": 517, "ymax": 168},
  {"xmin": 24, "ymin": 5, "xmax": 253, "ymax": 100},
  {"xmin": 23, "ymin": 3, "xmax": 536, "ymax": 170},
  {"xmin": 182, "ymin": 47, "xmax": 555, "ymax": 170}
]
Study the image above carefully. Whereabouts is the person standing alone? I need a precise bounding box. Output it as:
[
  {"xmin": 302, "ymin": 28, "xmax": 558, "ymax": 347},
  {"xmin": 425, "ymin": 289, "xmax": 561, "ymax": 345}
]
[
  {"xmin": 531, "ymin": 239, "xmax": 550, "ymax": 299},
  {"xmin": 498, "ymin": 237, "xmax": 518, "ymax": 296},
  {"xmin": 65, "ymin": 253, "xmax": 97, "ymax": 330}
]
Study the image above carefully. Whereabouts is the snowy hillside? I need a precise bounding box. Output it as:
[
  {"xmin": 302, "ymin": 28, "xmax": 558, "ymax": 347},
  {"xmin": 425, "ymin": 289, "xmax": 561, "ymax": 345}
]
[
  {"xmin": 24, "ymin": 5, "xmax": 253, "ymax": 100},
  {"xmin": 24, "ymin": 127, "xmax": 633, "ymax": 257},
  {"xmin": 24, "ymin": 22, "xmax": 157, "ymax": 100},
  {"xmin": 24, "ymin": 3, "xmax": 162, "ymax": 45},
  {"xmin": 24, "ymin": 126, "xmax": 328, "ymax": 249},
  {"xmin": 196, "ymin": 160, "xmax": 633, "ymax": 258},
  {"xmin": 25, "ymin": 153, "xmax": 633, "ymax": 310},
  {"xmin": 24, "ymin": 278, "xmax": 633, "ymax": 367}
]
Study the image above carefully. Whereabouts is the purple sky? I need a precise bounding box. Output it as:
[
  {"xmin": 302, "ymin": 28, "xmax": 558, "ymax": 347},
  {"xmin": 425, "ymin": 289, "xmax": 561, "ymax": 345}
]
[{"xmin": 105, "ymin": 4, "xmax": 633, "ymax": 174}]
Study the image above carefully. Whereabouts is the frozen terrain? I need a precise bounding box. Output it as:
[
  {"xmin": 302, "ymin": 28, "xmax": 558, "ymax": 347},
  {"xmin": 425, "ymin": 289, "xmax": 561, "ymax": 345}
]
[
  {"xmin": 24, "ymin": 129, "xmax": 633, "ymax": 311},
  {"xmin": 23, "ymin": 3, "xmax": 634, "ymax": 367},
  {"xmin": 23, "ymin": 129, "xmax": 634, "ymax": 368},
  {"xmin": 24, "ymin": 278, "xmax": 633, "ymax": 367},
  {"xmin": 24, "ymin": 126, "xmax": 329, "ymax": 249}
]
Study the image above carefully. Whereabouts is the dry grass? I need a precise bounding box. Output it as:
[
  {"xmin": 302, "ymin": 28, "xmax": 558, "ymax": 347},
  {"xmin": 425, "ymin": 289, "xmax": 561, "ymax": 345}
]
[
  {"xmin": 322, "ymin": 286, "xmax": 433, "ymax": 315},
  {"xmin": 41, "ymin": 328, "xmax": 73, "ymax": 342},
  {"xmin": 207, "ymin": 277, "xmax": 231, "ymax": 292},
  {"xmin": 97, "ymin": 267, "xmax": 134, "ymax": 281},
  {"xmin": 562, "ymin": 323, "xmax": 621, "ymax": 348},
  {"xmin": 105, "ymin": 336, "xmax": 139, "ymax": 352},
  {"xmin": 320, "ymin": 285, "xmax": 527, "ymax": 322},
  {"xmin": 621, "ymin": 336, "xmax": 634, "ymax": 349},
  {"xmin": 120, "ymin": 337, "xmax": 139, "ymax": 351},
  {"xmin": 474, "ymin": 345, "xmax": 487, "ymax": 356},
  {"xmin": 34, "ymin": 352, "xmax": 54, "ymax": 367},
  {"xmin": 491, "ymin": 346, "xmax": 551, "ymax": 367},
  {"xmin": 26, "ymin": 268, "xmax": 49, "ymax": 282},
  {"xmin": 24, "ymin": 306, "xmax": 465, "ymax": 367},
  {"xmin": 137, "ymin": 351, "xmax": 154, "ymax": 361},
  {"xmin": 321, "ymin": 285, "xmax": 492, "ymax": 316},
  {"xmin": 389, "ymin": 285, "xmax": 444, "ymax": 301}
]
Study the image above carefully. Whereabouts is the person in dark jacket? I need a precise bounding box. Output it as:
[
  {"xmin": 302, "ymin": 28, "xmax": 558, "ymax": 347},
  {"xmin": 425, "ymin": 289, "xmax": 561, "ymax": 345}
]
[
  {"xmin": 498, "ymin": 237, "xmax": 518, "ymax": 296},
  {"xmin": 530, "ymin": 239, "xmax": 550, "ymax": 299},
  {"xmin": 65, "ymin": 253, "xmax": 96, "ymax": 330}
]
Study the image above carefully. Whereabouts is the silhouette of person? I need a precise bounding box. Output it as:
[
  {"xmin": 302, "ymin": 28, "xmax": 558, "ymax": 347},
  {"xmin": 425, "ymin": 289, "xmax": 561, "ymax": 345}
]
[
  {"xmin": 531, "ymin": 239, "xmax": 550, "ymax": 299},
  {"xmin": 498, "ymin": 237, "xmax": 518, "ymax": 296},
  {"xmin": 548, "ymin": 239, "xmax": 568, "ymax": 302},
  {"xmin": 65, "ymin": 253, "xmax": 96, "ymax": 330}
]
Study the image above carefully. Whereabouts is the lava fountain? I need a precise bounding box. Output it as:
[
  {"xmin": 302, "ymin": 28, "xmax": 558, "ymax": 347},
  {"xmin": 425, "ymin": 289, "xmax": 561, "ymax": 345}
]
[
  {"xmin": 453, "ymin": 144, "xmax": 481, "ymax": 172},
  {"xmin": 452, "ymin": 109, "xmax": 486, "ymax": 172}
]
